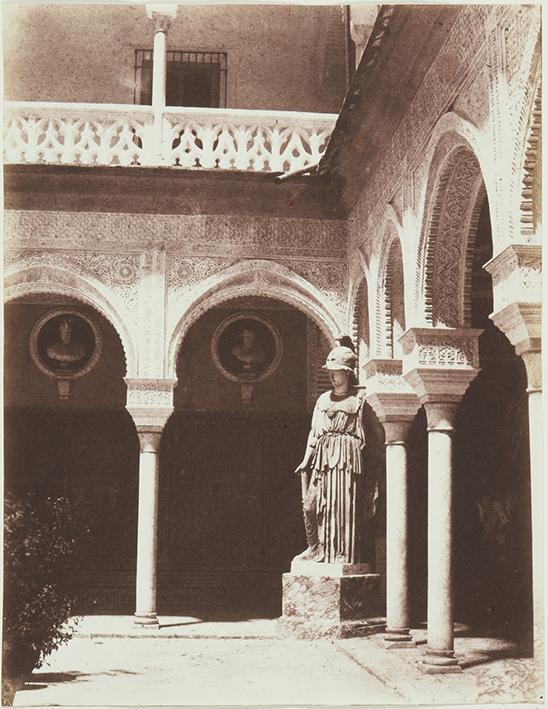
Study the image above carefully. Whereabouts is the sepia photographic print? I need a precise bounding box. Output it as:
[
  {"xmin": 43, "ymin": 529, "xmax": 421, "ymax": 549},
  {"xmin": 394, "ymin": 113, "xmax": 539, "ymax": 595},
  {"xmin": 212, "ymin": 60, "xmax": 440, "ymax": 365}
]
[{"xmin": 2, "ymin": 0, "xmax": 544, "ymax": 707}]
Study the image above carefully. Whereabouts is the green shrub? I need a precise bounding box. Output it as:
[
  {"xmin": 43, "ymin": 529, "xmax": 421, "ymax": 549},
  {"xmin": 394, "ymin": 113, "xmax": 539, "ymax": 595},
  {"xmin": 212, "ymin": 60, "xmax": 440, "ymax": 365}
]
[{"xmin": 3, "ymin": 493, "xmax": 80, "ymax": 683}]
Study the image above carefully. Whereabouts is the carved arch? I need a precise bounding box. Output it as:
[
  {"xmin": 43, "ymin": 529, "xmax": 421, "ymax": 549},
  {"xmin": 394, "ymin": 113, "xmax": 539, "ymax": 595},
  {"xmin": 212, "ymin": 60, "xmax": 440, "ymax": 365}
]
[
  {"xmin": 414, "ymin": 112, "xmax": 497, "ymax": 248},
  {"xmin": 4, "ymin": 262, "xmax": 137, "ymax": 376},
  {"xmin": 167, "ymin": 259, "xmax": 342, "ymax": 378},
  {"xmin": 415, "ymin": 123, "xmax": 490, "ymax": 328}
]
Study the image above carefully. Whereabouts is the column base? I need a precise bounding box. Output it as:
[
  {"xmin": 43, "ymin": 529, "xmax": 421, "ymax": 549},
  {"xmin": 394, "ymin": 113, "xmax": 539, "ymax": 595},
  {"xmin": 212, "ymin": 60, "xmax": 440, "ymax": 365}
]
[
  {"xmin": 278, "ymin": 563, "xmax": 383, "ymax": 639},
  {"xmin": 134, "ymin": 613, "xmax": 159, "ymax": 627},
  {"xmin": 384, "ymin": 628, "xmax": 416, "ymax": 648},
  {"xmin": 422, "ymin": 649, "xmax": 462, "ymax": 673}
]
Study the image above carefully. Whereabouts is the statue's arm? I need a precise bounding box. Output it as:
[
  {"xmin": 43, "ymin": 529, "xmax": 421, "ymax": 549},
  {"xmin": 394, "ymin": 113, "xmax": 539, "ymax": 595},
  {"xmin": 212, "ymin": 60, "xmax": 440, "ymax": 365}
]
[{"xmin": 294, "ymin": 403, "xmax": 320, "ymax": 474}]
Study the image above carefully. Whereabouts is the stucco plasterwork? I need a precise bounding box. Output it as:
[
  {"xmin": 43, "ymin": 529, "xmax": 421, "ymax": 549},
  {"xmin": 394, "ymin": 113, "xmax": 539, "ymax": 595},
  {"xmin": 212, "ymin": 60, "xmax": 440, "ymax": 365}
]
[
  {"xmin": 4, "ymin": 209, "xmax": 347, "ymax": 259},
  {"xmin": 348, "ymin": 5, "xmax": 494, "ymax": 250},
  {"xmin": 400, "ymin": 327, "xmax": 482, "ymax": 374},
  {"xmin": 400, "ymin": 327, "xmax": 482, "ymax": 405},
  {"xmin": 125, "ymin": 377, "xmax": 176, "ymax": 430},
  {"xmin": 484, "ymin": 244, "xmax": 542, "ymax": 314},
  {"xmin": 5, "ymin": 262, "xmax": 137, "ymax": 376},
  {"xmin": 166, "ymin": 259, "xmax": 342, "ymax": 378},
  {"xmin": 452, "ymin": 54, "xmax": 491, "ymax": 131}
]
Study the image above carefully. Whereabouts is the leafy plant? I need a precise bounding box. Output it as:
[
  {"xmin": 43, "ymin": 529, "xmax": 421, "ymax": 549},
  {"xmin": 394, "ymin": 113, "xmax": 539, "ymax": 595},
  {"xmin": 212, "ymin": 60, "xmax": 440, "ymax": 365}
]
[{"xmin": 3, "ymin": 492, "xmax": 80, "ymax": 685}]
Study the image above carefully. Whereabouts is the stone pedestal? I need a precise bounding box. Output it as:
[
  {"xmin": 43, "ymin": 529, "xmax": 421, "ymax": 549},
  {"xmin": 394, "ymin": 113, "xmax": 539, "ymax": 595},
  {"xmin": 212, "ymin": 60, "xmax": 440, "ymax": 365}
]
[{"xmin": 278, "ymin": 561, "xmax": 383, "ymax": 639}]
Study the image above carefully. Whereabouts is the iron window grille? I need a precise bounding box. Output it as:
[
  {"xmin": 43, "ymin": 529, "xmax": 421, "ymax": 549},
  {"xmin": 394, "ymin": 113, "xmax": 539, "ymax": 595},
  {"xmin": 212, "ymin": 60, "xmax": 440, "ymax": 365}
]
[{"xmin": 134, "ymin": 49, "xmax": 228, "ymax": 108}]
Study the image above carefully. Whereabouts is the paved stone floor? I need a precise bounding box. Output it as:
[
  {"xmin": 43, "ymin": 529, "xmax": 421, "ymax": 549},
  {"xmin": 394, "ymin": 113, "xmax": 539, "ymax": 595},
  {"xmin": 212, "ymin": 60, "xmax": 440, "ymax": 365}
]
[{"xmin": 12, "ymin": 617, "xmax": 544, "ymax": 707}]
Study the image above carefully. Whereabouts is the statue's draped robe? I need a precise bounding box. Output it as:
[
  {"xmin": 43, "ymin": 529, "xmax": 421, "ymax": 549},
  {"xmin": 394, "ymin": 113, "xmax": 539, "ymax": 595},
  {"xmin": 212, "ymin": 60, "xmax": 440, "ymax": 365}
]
[{"xmin": 308, "ymin": 387, "xmax": 370, "ymax": 564}]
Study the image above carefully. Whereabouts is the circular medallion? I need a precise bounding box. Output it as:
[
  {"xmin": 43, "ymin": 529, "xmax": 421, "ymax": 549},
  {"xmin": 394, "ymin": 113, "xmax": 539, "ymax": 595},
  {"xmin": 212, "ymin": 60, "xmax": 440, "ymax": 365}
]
[
  {"xmin": 30, "ymin": 309, "xmax": 102, "ymax": 379},
  {"xmin": 211, "ymin": 313, "xmax": 283, "ymax": 383}
]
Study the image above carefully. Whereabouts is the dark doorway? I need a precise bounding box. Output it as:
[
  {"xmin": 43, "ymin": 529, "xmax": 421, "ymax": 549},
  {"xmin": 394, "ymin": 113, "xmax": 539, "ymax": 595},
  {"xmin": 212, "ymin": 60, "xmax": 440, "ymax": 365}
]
[
  {"xmin": 158, "ymin": 297, "xmax": 330, "ymax": 616},
  {"xmin": 453, "ymin": 197, "xmax": 533, "ymax": 650}
]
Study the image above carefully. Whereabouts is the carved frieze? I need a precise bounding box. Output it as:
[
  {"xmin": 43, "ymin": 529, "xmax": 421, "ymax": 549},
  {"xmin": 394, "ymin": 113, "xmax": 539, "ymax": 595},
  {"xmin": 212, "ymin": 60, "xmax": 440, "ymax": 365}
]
[
  {"xmin": 453, "ymin": 58, "xmax": 491, "ymax": 129},
  {"xmin": 400, "ymin": 327, "xmax": 482, "ymax": 405},
  {"xmin": 167, "ymin": 255, "xmax": 235, "ymax": 295},
  {"xmin": 400, "ymin": 327, "xmax": 482, "ymax": 373},
  {"xmin": 4, "ymin": 209, "xmax": 347, "ymax": 259}
]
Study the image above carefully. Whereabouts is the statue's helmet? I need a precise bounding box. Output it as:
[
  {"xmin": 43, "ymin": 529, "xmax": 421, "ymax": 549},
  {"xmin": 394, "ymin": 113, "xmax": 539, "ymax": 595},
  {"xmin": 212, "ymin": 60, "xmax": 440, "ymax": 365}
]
[{"xmin": 322, "ymin": 346, "xmax": 356, "ymax": 372}]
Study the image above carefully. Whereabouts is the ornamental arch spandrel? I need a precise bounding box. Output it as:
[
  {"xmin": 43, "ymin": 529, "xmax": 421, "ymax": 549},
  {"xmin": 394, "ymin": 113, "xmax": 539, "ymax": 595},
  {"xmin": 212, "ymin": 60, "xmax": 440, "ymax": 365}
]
[{"xmin": 166, "ymin": 259, "xmax": 342, "ymax": 380}]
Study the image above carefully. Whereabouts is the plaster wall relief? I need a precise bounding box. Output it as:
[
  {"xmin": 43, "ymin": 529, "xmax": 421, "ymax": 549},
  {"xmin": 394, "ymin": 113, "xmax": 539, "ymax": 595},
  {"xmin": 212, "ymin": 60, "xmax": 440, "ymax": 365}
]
[
  {"xmin": 125, "ymin": 377, "xmax": 176, "ymax": 431},
  {"xmin": 166, "ymin": 259, "xmax": 342, "ymax": 380},
  {"xmin": 485, "ymin": 244, "xmax": 542, "ymax": 315},
  {"xmin": 452, "ymin": 54, "xmax": 491, "ymax": 132},
  {"xmin": 137, "ymin": 249, "xmax": 168, "ymax": 379},
  {"xmin": 489, "ymin": 6, "xmax": 541, "ymax": 245},
  {"xmin": 5, "ymin": 209, "xmax": 347, "ymax": 258},
  {"xmin": 413, "ymin": 143, "xmax": 485, "ymax": 330},
  {"xmin": 500, "ymin": 6, "xmax": 540, "ymax": 129},
  {"xmin": 347, "ymin": 5, "xmax": 493, "ymax": 255},
  {"xmin": 400, "ymin": 327, "xmax": 481, "ymax": 381},
  {"xmin": 4, "ymin": 255, "xmax": 138, "ymax": 377}
]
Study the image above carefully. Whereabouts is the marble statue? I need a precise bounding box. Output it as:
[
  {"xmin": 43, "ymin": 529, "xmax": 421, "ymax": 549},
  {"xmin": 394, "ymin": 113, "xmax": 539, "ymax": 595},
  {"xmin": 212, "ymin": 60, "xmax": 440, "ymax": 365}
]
[{"xmin": 294, "ymin": 345, "xmax": 367, "ymax": 564}]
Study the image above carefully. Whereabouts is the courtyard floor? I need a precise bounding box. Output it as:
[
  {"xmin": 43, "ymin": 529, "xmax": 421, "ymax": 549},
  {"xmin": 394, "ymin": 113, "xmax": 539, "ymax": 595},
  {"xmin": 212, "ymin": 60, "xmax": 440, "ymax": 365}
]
[{"xmin": 12, "ymin": 616, "xmax": 544, "ymax": 707}]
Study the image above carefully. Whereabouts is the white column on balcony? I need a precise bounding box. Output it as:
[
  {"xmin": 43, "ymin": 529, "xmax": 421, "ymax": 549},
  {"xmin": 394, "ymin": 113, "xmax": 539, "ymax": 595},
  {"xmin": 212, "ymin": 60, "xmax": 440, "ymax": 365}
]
[
  {"xmin": 126, "ymin": 377, "xmax": 176, "ymax": 627},
  {"xmin": 401, "ymin": 328, "xmax": 481, "ymax": 672},
  {"xmin": 145, "ymin": 5, "xmax": 177, "ymax": 162},
  {"xmin": 364, "ymin": 359, "xmax": 420, "ymax": 648},
  {"xmin": 485, "ymin": 243, "xmax": 543, "ymax": 659},
  {"xmin": 349, "ymin": 6, "xmax": 379, "ymax": 68}
]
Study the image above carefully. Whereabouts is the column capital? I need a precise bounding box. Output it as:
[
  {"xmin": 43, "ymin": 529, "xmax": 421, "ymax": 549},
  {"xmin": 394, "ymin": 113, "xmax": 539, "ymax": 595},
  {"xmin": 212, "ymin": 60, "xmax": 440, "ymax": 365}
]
[
  {"xmin": 137, "ymin": 429, "xmax": 163, "ymax": 453},
  {"xmin": 363, "ymin": 358, "xmax": 420, "ymax": 438},
  {"xmin": 125, "ymin": 377, "xmax": 176, "ymax": 430},
  {"xmin": 399, "ymin": 328, "xmax": 481, "ymax": 406},
  {"xmin": 484, "ymin": 243, "xmax": 542, "ymax": 314},
  {"xmin": 145, "ymin": 4, "xmax": 177, "ymax": 32}
]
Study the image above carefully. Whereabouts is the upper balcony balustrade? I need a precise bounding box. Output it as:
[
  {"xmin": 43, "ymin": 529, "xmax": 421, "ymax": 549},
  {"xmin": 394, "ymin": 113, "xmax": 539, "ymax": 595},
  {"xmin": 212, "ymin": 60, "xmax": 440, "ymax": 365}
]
[{"xmin": 3, "ymin": 101, "xmax": 337, "ymax": 174}]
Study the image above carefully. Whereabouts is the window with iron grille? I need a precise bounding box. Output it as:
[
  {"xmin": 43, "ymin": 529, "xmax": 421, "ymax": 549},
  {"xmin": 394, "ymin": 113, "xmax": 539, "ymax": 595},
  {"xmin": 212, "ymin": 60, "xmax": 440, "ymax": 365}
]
[{"xmin": 134, "ymin": 50, "xmax": 227, "ymax": 108}]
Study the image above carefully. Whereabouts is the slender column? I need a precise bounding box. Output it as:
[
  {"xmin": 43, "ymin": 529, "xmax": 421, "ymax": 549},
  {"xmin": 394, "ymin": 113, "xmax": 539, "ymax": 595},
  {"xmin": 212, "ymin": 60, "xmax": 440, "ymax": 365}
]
[
  {"xmin": 145, "ymin": 5, "xmax": 177, "ymax": 162},
  {"xmin": 135, "ymin": 429, "xmax": 162, "ymax": 626},
  {"xmin": 383, "ymin": 419, "xmax": 415, "ymax": 646},
  {"xmin": 400, "ymin": 327, "xmax": 481, "ymax": 673},
  {"xmin": 487, "ymin": 274, "xmax": 543, "ymax": 658},
  {"xmin": 126, "ymin": 377, "xmax": 176, "ymax": 628},
  {"xmin": 518, "ymin": 346, "xmax": 543, "ymax": 661},
  {"xmin": 423, "ymin": 402, "xmax": 461, "ymax": 670},
  {"xmin": 152, "ymin": 25, "xmax": 167, "ymax": 120},
  {"xmin": 363, "ymin": 359, "xmax": 420, "ymax": 648}
]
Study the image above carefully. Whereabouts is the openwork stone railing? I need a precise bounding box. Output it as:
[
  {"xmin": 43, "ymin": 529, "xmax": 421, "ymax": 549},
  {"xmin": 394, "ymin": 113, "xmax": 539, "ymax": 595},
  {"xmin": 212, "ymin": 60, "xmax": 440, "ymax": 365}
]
[{"xmin": 4, "ymin": 101, "xmax": 337, "ymax": 173}]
